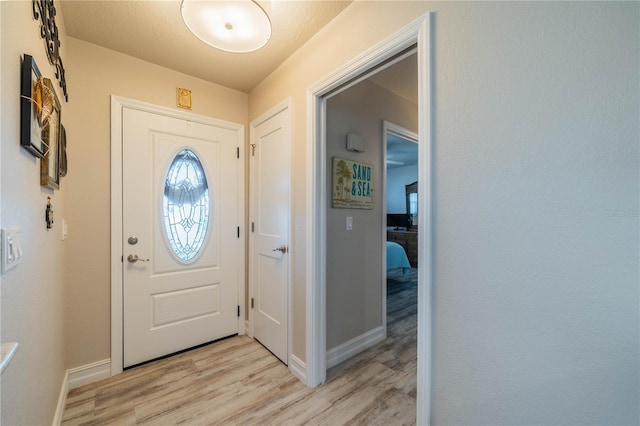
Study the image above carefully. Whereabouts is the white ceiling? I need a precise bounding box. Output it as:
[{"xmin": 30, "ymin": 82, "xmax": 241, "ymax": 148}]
[
  {"xmin": 59, "ymin": 0, "xmax": 418, "ymax": 139},
  {"xmin": 59, "ymin": 0, "xmax": 353, "ymax": 93},
  {"xmin": 60, "ymin": 0, "xmax": 418, "ymax": 99}
]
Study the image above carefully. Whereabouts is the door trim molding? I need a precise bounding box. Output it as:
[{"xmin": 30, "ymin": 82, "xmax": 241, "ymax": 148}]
[
  {"xmin": 248, "ymin": 98, "xmax": 294, "ymax": 365},
  {"xmin": 305, "ymin": 13, "xmax": 432, "ymax": 425},
  {"xmin": 110, "ymin": 96, "xmax": 246, "ymax": 375}
]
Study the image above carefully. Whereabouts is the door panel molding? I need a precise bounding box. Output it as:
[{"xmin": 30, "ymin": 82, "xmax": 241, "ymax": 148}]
[
  {"xmin": 110, "ymin": 96, "xmax": 245, "ymax": 375},
  {"xmin": 249, "ymin": 98, "xmax": 293, "ymax": 365}
]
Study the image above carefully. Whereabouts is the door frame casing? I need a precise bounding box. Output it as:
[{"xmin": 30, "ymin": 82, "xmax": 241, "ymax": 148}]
[
  {"xmin": 305, "ymin": 13, "xmax": 432, "ymax": 425},
  {"xmin": 248, "ymin": 98, "xmax": 294, "ymax": 365},
  {"xmin": 110, "ymin": 96, "xmax": 246, "ymax": 375}
]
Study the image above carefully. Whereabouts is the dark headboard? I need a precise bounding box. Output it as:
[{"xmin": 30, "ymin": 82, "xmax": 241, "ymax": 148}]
[{"xmin": 387, "ymin": 213, "xmax": 410, "ymax": 229}]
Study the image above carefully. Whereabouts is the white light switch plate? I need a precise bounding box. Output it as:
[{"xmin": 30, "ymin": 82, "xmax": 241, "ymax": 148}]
[
  {"xmin": 1, "ymin": 227, "xmax": 22, "ymax": 274},
  {"xmin": 346, "ymin": 216, "xmax": 353, "ymax": 231}
]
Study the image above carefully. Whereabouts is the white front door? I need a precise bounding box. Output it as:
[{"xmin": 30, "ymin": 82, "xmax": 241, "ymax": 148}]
[
  {"xmin": 250, "ymin": 101, "xmax": 291, "ymax": 364},
  {"xmin": 122, "ymin": 107, "xmax": 241, "ymax": 368}
]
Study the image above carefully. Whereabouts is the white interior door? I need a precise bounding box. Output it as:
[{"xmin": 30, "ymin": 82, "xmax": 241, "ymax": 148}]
[
  {"xmin": 250, "ymin": 102, "xmax": 291, "ymax": 364},
  {"xmin": 122, "ymin": 107, "xmax": 241, "ymax": 368}
]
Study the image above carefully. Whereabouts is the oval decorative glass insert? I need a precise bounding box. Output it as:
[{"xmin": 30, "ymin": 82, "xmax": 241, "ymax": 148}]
[{"xmin": 163, "ymin": 149, "xmax": 210, "ymax": 262}]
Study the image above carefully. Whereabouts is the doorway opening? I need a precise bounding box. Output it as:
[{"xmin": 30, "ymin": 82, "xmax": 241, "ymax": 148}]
[
  {"xmin": 383, "ymin": 120, "xmax": 419, "ymax": 346},
  {"xmin": 324, "ymin": 60, "xmax": 418, "ymax": 372},
  {"xmin": 306, "ymin": 13, "xmax": 432, "ymax": 426}
]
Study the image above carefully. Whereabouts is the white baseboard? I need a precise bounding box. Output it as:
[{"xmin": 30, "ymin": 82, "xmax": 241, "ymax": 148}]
[
  {"xmin": 52, "ymin": 359, "xmax": 112, "ymax": 425},
  {"xmin": 288, "ymin": 354, "xmax": 307, "ymax": 384},
  {"xmin": 52, "ymin": 370, "xmax": 69, "ymax": 426},
  {"xmin": 326, "ymin": 326, "xmax": 385, "ymax": 369},
  {"xmin": 68, "ymin": 359, "xmax": 111, "ymax": 390}
]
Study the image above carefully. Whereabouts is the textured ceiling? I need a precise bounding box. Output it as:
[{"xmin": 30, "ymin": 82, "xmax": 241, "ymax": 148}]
[
  {"xmin": 373, "ymin": 54, "xmax": 418, "ymax": 169},
  {"xmin": 369, "ymin": 53, "xmax": 418, "ymax": 106},
  {"xmin": 387, "ymin": 133, "xmax": 418, "ymax": 169},
  {"xmin": 59, "ymin": 0, "xmax": 353, "ymax": 93}
]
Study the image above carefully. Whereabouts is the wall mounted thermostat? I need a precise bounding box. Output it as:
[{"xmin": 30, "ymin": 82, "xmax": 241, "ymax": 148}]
[{"xmin": 346, "ymin": 133, "xmax": 365, "ymax": 153}]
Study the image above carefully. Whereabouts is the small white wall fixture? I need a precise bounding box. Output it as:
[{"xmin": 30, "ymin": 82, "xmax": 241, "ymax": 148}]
[
  {"xmin": 306, "ymin": 13, "xmax": 433, "ymax": 426},
  {"xmin": 346, "ymin": 132, "xmax": 365, "ymax": 152}
]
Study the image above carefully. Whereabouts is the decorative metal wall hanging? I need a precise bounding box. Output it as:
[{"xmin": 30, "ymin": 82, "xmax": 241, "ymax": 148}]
[
  {"xmin": 32, "ymin": 0, "xmax": 68, "ymax": 102},
  {"xmin": 59, "ymin": 125, "xmax": 67, "ymax": 177},
  {"xmin": 46, "ymin": 197, "xmax": 54, "ymax": 229},
  {"xmin": 40, "ymin": 78, "xmax": 62, "ymax": 190}
]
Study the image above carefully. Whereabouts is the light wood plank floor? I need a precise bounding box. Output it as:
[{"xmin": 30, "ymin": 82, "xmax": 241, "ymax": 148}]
[{"xmin": 62, "ymin": 269, "xmax": 417, "ymax": 425}]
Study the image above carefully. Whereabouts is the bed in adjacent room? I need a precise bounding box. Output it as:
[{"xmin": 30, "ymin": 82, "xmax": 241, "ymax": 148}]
[{"xmin": 386, "ymin": 241, "xmax": 411, "ymax": 276}]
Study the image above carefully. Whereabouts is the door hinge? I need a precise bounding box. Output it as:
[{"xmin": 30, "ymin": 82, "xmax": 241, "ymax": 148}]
[
  {"xmin": 251, "ymin": 297, "xmax": 254, "ymax": 309},
  {"xmin": 250, "ymin": 144, "xmax": 256, "ymax": 156},
  {"xmin": 237, "ymin": 227, "xmax": 240, "ymax": 238},
  {"xmin": 251, "ymin": 222, "xmax": 254, "ymax": 233},
  {"xmin": 237, "ymin": 305, "xmax": 240, "ymax": 317},
  {"xmin": 237, "ymin": 147, "xmax": 240, "ymax": 159}
]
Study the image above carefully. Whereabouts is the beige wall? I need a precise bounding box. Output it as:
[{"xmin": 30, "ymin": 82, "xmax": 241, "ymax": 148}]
[
  {"xmin": 64, "ymin": 38, "xmax": 248, "ymax": 368},
  {"xmin": 1, "ymin": 5, "xmax": 248, "ymax": 420},
  {"xmin": 326, "ymin": 80, "xmax": 417, "ymax": 349},
  {"xmin": 1, "ymin": 1, "xmax": 638, "ymax": 424},
  {"xmin": 250, "ymin": 1, "xmax": 639, "ymax": 424},
  {"xmin": 1, "ymin": 2, "xmax": 68, "ymax": 424}
]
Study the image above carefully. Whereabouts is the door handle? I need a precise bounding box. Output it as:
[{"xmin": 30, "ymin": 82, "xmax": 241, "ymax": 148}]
[
  {"xmin": 127, "ymin": 254, "xmax": 149, "ymax": 263},
  {"xmin": 272, "ymin": 245, "xmax": 288, "ymax": 254}
]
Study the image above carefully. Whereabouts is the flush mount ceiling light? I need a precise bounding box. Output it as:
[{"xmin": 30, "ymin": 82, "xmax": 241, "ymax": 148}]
[{"xmin": 181, "ymin": 0, "xmax": 272, "ymax": 53}]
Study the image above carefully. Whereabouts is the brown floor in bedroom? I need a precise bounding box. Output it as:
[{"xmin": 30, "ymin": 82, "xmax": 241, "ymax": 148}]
[{"xmin": 62, "ymin": 268, "xmax": 417, "ymax": 425}]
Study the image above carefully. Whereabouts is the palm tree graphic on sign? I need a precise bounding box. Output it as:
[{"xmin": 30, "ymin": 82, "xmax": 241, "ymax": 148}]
[{"xmin": 335, "ymin": 159, "xmax": 351, "ymax": 201}]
